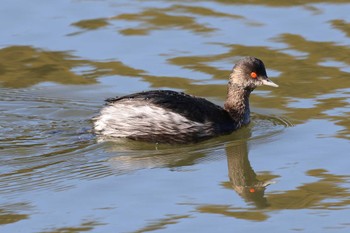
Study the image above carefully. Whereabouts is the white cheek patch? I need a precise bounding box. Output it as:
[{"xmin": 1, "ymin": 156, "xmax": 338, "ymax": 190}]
[{"xmin": 93, "ymin": 101, "xmax": 211, "ymax": 139}]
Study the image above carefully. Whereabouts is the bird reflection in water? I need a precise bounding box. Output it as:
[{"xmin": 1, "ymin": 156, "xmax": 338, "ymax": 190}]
[
  {"xmin": 107, "ymin": 131, "xmax": 276, "ymax": 208},
  {"xmin": 226, "ymin": 140, "xmax": 274, "ymax": 208}
]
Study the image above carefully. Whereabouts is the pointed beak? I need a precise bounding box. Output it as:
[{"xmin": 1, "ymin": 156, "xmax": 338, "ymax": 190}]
[{"xmin": 261, "ymin": 78, "xmax": 278, "ymax": 87}]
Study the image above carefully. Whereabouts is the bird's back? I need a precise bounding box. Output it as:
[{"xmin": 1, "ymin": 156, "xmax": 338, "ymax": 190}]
[{"xmin": 94, "ymin": 90, "xmax": 236, "ymax": 143}]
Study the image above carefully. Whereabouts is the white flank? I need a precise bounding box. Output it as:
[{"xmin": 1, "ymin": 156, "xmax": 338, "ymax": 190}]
[{"xmin": 93, "ymin": 101, "xmax": 209, "ymax": 139}]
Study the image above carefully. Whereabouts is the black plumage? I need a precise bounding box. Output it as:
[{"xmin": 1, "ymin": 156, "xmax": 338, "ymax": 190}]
[
  {"xmin": 106, "ymin": 90, "xmax": 233, "ymax": 125},
  {"xmin": 93, "ymin": 57, "xmax": 278, "ymax": 144}
]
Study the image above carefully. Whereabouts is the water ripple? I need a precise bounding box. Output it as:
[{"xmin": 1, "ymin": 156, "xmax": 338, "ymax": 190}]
[{"xmin": 0, "ymin": 87, "xmax": 106, "ymax": 195}]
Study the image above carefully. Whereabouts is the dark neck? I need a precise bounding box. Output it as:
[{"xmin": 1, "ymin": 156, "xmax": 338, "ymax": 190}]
[{"xmin": 224, "ymin": 83, "xmax": 253, "ymax": 128}]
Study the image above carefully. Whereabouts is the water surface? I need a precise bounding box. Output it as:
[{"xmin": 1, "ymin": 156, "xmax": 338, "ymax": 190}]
[{"xmin": 1, "ymin": 0, "xmax": 350, "ymax": 232}]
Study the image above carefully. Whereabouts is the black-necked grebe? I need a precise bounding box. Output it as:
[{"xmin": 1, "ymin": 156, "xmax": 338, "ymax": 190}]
[{"xmin": 93, "ymin": 57, "xmax": 278, "ymax": 143}]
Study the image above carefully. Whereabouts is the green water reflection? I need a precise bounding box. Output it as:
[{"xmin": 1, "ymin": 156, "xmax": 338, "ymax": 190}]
[
  {"xmin": 72, "ymin": 5, "xmax": 238, "ymax": 35},
  {"xmin": 41, "ymin": 221, "xmax": 104, "ymax": 233},
  {"xmin": 197, "ymin": 168, "xmax": 350, "ymax": 222},
  {"xmin": 0, "ymin": 46, "xmax": 143, "ymax": 88},
  {"xmin": 212, "ymin": 0, "xmax": 350, "ymax": 5},
  {"xmin": 1, "ymin": 0, "xmax": 350, "ymax": 232},
  {"xmin": 72, "ymin": 18, "xmax": 110, "ymax": 30},
  {"xmin": 0, "ymin": 203, "xmax": 30, "ymax": 225},
  {"xmin": 112, "ymin": 5, "xmax": 242, "ymax": 36},
  {"xmin": 44, "ymin": 31, "xmax": 350, "ymax": 139},
  {"xmin": 118, "ymin": 138, "xmax": 350, "ymax": 227}
]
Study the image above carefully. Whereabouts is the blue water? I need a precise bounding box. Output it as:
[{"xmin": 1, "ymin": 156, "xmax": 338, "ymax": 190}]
[{"xmin": 1, "ymin": 0, "xmax": 350, "ymax": 232}]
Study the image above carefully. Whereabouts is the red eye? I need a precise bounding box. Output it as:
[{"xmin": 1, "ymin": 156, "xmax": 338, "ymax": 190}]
[
  {"xmin": 250, "ymin": 72, "xmax": 257, "ymax": 79},
  {"xmin": 249, "ymin": 188, "xmax": 256, "ymax": 193}
]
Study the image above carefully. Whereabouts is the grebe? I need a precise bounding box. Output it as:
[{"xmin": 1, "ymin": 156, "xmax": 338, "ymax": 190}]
[{"xmin": 93, "ymin": 57, "xmax": 278, "ymax": 143}]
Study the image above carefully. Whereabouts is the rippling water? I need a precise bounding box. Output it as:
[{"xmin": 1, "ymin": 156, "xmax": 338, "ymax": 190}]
[{"xmin": 1, "ymin": 0, "xmax": 350, "ymax": 232}]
